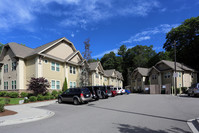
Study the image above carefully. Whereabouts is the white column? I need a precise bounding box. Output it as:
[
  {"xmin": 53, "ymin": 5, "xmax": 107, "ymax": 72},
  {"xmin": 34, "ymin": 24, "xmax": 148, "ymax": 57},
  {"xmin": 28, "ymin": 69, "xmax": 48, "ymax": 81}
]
[
  {"xmin": 35, "ymin": 56, "xmax": 43, "ymax": 78},
  {"xmin": 1, "ymin": 66, "xmax": 4, "ymax": 90},
  {"xmin": 17, "ymin": 59, "xmax": 25, "ymax": 89}
]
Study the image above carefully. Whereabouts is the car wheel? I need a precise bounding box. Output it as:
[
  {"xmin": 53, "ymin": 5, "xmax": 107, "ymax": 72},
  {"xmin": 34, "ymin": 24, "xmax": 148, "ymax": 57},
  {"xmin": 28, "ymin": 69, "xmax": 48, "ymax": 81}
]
[
  {"xmin": 73, "ymin": 98, "xmax": 80, "ymax": 105},
  {"xmin": 58, "ymin": 98, "xmax": 62, "ymax": 103}
]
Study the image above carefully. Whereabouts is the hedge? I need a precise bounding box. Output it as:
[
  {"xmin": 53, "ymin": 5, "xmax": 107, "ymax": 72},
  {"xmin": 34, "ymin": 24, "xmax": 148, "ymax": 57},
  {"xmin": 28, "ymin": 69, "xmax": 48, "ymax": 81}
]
[
  {"xmin": 20, "ymin": 92, "xmax": 28, "ymax": 98},
  {"xmin": 0, "ymin": 103, "xmax": 5, "ymax": 112},
  {"xmin": 29, "ymin": 96, "xmax": 37, "ymax": 102}
]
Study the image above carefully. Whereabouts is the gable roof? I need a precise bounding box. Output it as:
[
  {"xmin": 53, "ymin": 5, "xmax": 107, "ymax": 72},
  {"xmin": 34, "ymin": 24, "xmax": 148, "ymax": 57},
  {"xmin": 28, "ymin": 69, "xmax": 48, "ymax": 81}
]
[
  {"xmin": 89, "ymin": 61, "xmax": 104, "ymax": 73},
  {"xmin": 115, "ymin": 71, "xmax": 123, "ymax": 80},
  {"xmin": 104, "ymin": 69, "xmax": 115, "ymax": 77},
  {"xmin": 156, "ymin": 60, "xmax": 196, "ymax": 72},
  {"xmin": 0, "ymin": 42, "xmax": 34, "ymax": 60},
  {"xmin": 134, "ymin": 67, "xmax": 150, "ymax": 76}
]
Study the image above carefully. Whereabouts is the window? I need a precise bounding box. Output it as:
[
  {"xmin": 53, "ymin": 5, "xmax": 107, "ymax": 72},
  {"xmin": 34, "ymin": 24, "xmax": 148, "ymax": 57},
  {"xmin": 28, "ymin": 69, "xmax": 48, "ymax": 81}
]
[
  {"xmin": 4, "ymin": 64, "xmax": 8, "ymax": 73},
  {"xmin": 73, "ymin": 67, "xmax": 76, "ymax": 74},
  {"xmin": 100, "ymin": 75, "xmax": 102, "ymax": 79},
  {"xmin": 70, "ymin": 82, "xmax": 73, "ymax": 88},
  {"xmin": 191, "ymin": 73, "xmax": 194, "ymax": 78},
  {"xmin": 51, "ymin": 80, "xmax": 55, "ymax": 89},
  {"xmin": 73, "ymin": 82, "xmax": 76, "ymax": 88},
  {"xmin": 51, "ymin": 62, "xmax": 55, "ymax": 71},
  {"xmin": 179, "ymin": 72, "xmax": 181, "ymax": 77},
  {"xmin": 96, "ymin": 73, "xmax": 99, "ymax": 78},
  {"xmin": 70, "ymin": 66, "xmax": 73, "ymax": 73},
  {"xmin": 56, "ymin": 81, "xmax": 60, "ymax": 89},
  {"xmin": 12, "ymin": 62, "xmax": 16, "ymax": 71},
  {"xmin": 12, "ymin": 80, "xmax": 16, "ymax": 89},
  {"xmin": 179, "ymin": 83, "xmax": 181, "ymax": 87},
  {"xmin": 152, "ymin": 75, "xmax": 157, "ymax": 80},
  {"xmin": 104, "ymin": 78, "xmax": 107, "ymax": 81},
  {"xmin": 167, "ymin": 72, "xmax": 171, "ymax": 78},
  {"xmin": 56, "ymin": 63, "xmax": 60, "ymax": 71},
  {"xmin": 4, "ymin": 81, "xmax": 8, "ymax": 90},
  {"xmin": 44, "ymin": 60, "xmax": 48, "ymax": 63}
]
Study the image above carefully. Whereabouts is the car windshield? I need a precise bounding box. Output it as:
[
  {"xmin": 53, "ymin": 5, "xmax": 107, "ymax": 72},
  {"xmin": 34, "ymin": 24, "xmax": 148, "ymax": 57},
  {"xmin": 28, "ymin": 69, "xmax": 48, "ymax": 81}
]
[
  {"xmin": 81, "ymin": 88, "xmax": 90, "ymax": 94},
  {"xmin": 114, "ymin": 88, "xmax": 117, "ymax": 90},
  {"xmin": 118, "ymin": 88, "xmax": 121, "ymax": 90}
]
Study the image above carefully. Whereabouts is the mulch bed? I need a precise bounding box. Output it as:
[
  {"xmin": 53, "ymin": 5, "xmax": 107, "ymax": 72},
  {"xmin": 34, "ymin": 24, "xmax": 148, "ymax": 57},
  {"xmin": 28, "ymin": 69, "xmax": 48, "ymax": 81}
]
[{"xmin": 0, "ymin": 109, "xmax": 17, "ymax": 117}]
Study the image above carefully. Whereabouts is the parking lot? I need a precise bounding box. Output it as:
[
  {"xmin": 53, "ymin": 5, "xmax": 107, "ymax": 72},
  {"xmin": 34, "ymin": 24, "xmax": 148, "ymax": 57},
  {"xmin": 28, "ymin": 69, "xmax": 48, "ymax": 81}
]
[{"xmin": 1, "ymin": 94, "xmax": 199, "ymax": 133}]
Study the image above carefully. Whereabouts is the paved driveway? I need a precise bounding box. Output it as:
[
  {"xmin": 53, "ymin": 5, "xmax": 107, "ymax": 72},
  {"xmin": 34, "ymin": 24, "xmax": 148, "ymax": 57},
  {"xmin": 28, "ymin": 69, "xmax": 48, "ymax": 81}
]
[{"xmin": 1, "ymin": 94, "xmax": 199, "ymax": 133}]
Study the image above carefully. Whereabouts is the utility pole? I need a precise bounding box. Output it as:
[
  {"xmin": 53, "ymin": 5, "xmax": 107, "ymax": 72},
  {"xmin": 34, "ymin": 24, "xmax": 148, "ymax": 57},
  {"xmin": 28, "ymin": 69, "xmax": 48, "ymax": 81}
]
[{"xmin": 174, "ymin": 40, "xmax": 177, "ymax": 96}]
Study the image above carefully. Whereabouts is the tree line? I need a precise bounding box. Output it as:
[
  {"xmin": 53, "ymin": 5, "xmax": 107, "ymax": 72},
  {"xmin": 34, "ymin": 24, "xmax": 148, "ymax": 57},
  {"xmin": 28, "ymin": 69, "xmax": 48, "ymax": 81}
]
[{"xmin": 89, "ymin": 16, "xmax": 199, "ymax": 87}]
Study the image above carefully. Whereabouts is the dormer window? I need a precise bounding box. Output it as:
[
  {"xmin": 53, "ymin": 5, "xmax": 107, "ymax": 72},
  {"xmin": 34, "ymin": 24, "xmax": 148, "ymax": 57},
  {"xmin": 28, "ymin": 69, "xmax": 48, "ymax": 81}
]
[
  {"xmin": 4, "ymin": 64, "xmax": 8, "ymax": 73},
  {"xmin": 12, "ymin": 62, "xmax": 16, "ymax": 71}
]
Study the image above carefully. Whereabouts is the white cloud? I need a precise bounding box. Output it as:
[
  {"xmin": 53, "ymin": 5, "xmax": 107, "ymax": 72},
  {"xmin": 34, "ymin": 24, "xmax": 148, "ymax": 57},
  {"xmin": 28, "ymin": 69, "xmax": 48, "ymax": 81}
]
[
  {"xmin": 71, "ymin": 32, "xmax": 75, "ymax": 37},
  {"xmin": 0, "ymin": 0, "xmax": 162, "ymax": 30},
  {"xmin": 121, "ymin": 24, "xmax": 179, "ymax": 44}
]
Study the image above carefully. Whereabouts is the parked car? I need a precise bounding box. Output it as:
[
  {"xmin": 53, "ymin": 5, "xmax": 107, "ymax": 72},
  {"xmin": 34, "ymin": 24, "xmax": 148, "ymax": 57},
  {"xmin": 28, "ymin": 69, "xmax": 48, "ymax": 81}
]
[
  {"xmin": 106, "ymin": 86, "xmax": 113, "ymax": 97},
  {"xmin": 125, "ymin": 89, "xmax": 131, "ymax": 95},
  {"xmin": 114, "ymin": 87, "xmax": 122, "ymax": 95},
  {"xmin": 121, "ymin": 88, "xmax": 125, "ymax": 95},
  {"xmin": 58, "ymin": 88, "xmax": 92, "ymax": 105},
  {"xmin": 110, "ymin": 87, "xmax": 117, "ymax": 97},
  {"xmin": 93, "ymin": 86, "xmax": 108, "ymax": 99},
  {"xmin": 188, "ymin": 83, "xmax": 199, "ymax": 97},
  {"xmin": 83, "ymin": 86, "xmax": 99, "ymax": 100}
]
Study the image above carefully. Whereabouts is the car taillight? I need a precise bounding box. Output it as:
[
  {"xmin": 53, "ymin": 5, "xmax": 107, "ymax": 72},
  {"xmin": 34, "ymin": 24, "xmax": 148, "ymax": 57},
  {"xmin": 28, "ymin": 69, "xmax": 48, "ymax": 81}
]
[
  {"xmin": 80, "ymin": 93, "xmax": 83, "ymax": 97},
  {"xmin": 106, "ymin": 90, "xmax": 107, "ymax": 93}
]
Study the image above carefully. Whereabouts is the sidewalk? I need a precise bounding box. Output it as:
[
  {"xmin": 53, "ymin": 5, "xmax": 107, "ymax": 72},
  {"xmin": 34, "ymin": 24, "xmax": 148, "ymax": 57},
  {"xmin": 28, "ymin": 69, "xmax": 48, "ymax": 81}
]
[{"xmin": 0, "ymin": 100, "xmax": 56, "ymax": 126}]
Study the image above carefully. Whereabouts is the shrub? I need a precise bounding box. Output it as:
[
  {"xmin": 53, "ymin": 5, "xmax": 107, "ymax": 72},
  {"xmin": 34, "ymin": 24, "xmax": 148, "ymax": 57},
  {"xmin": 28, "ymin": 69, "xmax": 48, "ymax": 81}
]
[
  {"xmin": 9, "ymin": 92, "xmax": 19, "ymax": 98},
  {"xmin": 4, "ymin": 98, "xmax": 10, "ymax": 105},
  {"xmin": 29, "ymin": 96, "xmax": 37, "ymax": 102},
  {"xmin": 45, "ymin": 92, "xmax": 51, "ymax": 96},
  {"xmin": 58, "ymin": 91, "xmax": 63, "ymax": 95},
  {"xmin": 0, "ymin": 103, "xmax": 5, "ymax": 112},
  {"xmin": 27, "ymin": 93, "xmax": 34, "ymax": 98},
  {"xmin": 51, "ymin": 90, "xmax": 58, "ymax": 96},
  {"xmin": 181, "ymin": 87, "xmax": 188, "ymax": 94},
  {"xmin": 0, "ymin": 91, "xmax": 7, "ymax": 97},
  {"xmin": 62, "ymin": 77, "xmax": 68, "ymax": 92},
  {"xmin": 20, "ymin": 92, "xmax": 28, "ymax": 98},
  {"xmin": 37, "ymin": 95, "xmax": 44, "ymax": 101},
  {"xmin": 24, "ymin": 99, "xmax": 29, "ymax": 103},
  {"xmin": 50, "ymin": 95, "xmax": 55, "ymax": 100},
  {"xmin": 4, "ymin": 92, "xmax": 9, "ymax": 97},
  {"xmin": 44, "ymin": 96, "xmax": 50, "ymax": 100},
  {"xmin": 176, "ymin": 88, "xmax": 180, "ymax": 94},
  {"xmin": 27, "ymin": 77, "xmax": 50, "ymax": 95}
]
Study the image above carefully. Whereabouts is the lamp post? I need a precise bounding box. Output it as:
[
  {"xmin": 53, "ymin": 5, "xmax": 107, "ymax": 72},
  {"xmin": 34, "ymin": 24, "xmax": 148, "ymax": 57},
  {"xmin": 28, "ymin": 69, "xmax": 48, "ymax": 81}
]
[{"xmin": 174, "ymin": 40, "xmax": 177, "ymax": 96}]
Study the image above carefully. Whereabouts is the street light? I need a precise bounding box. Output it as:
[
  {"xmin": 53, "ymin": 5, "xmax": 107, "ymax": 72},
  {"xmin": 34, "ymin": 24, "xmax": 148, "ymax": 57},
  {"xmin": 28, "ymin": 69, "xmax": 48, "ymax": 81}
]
[{"xmin": 174, "ymin": 40, "xmax": 177, "ymax": 96}]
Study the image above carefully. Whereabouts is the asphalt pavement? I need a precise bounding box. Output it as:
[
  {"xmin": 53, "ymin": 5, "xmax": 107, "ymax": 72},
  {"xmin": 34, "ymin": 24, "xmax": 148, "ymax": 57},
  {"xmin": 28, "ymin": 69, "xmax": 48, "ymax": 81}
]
[{"xmin": 1, "ymin": 94, "xmax": 199, "ymax": 133}]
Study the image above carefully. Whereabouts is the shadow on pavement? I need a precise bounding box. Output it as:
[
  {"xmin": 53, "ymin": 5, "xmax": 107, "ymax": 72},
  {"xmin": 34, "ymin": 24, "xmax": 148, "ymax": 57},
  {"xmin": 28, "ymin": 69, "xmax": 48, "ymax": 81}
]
[
  {"xmin": 87, "ymin": 104, "xmax": 187, "ymax": 123},
  {"xmin": 114, "ymin": 123, "xmax": 190, "ymax": 133}
]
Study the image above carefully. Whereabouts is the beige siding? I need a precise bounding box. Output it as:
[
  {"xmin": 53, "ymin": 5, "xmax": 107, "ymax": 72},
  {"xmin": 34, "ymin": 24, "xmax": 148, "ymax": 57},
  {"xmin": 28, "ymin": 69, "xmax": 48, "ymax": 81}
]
[
  {"xmin": 45, "ymin": 42, "xmax": 74, "ymax": 60},
  {"xmin": 43, "ymin": 58, "xmax": 64, "ymax": 90},
  {"xmin": 68, "ymin": 64, "xmax": 80, "ymax": 88},
  {"xmin": 70, "ymin": 54, "xmax": 81, "ymax": 63},
  {"xmin": 25, "ymin": 58, "xmax": 36, "ymax": 85},
  {"xmin": 2, "ymin": 49, "xmax": 17, "ymax": 90}
]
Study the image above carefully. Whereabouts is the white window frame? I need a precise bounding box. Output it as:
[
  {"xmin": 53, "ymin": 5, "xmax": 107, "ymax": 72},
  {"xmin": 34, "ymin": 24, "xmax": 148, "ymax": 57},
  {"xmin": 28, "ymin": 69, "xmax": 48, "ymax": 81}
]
[
  {"xmin": 70, "ymin": 81, "xmax": 73, "ymax": 88},
  {"xmin": 56, "ymin": 80, "xmax": 60, "ymax": 89},
  {"xmin": 179, "ymin": 72, "xmax": 181, "ymax": 77},
  {"xmin": 4, "ymin": 81, "xmax": 8, "ymax": 90},
  {"xmin": 12, "ymin": 62, "xmax": 16, "ymax": 71},
  {"xmin": 56, "ymin": 63, "xmax": 60, "ymax": 72},
  {"xmin": 4, "ymin": 64, "xmax": 8, "ymax": 73},
  {"xmin": 70, "ymin": 66, "xmax": 73, "ymax": 74},
  {"xmin": 73, "ymin": 67, "xmax": 76, "ymax": 74},
  {"xmin": 12, "ymin": 80, "xmax": 16, "ymax": 90},
  {"xmin": 51, "ymin": 80, "xmax": 55, "ymax": 89},
  {"xmin": 51, "ymin": 62, "xmax": 55, "ymax": 71},
  {"xmin": 73, "ymin": 82, "xmax": 76, "ymax": 88}
]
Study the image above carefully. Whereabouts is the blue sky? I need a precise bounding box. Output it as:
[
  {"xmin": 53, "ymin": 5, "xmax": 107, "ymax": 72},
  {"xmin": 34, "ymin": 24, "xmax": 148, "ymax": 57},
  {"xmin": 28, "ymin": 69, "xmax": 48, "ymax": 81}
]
[{"xmin": 0, "ymin": 0, "xmax": 199, "ymax": 59}]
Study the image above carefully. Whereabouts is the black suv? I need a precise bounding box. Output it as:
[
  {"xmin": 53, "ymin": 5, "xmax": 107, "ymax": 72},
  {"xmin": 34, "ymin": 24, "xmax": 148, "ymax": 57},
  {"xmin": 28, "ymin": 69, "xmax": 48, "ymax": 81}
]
[
  {"xmin": 93, "ymin": 86, "xmax": 108, "ymax": 99},
  {"xmin": 83, "ymin": 86, "xmax": 99, "ymax": 100},
  {"xmin": 58, "ymin": 88, "xmax": 92, "ymax": 105}
]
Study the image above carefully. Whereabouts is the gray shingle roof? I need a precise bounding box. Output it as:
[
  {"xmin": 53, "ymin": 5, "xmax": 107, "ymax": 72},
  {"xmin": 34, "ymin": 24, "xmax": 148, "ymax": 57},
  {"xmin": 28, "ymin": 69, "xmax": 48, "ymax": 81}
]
[
  {"xmin": 159, "ymin": 60, "xmax": 196, "ymax": 72},
  {"xmin": 104, "ymin": 69, "xmax": 115, "ymax": 77},
  {"xmin": 6, "ymin": 42, "xmax": 34, "ymax": 58},
  {"xmin": 136, "ymin": 67, "xmax": 150, "ymax": 76},
  {"xmin": 89, "ymin": 62, "xmax": 99, "ymax": 71},
  {"xmin": 115, "ymin": 71, "xmax": 123, "ymax": 80}
]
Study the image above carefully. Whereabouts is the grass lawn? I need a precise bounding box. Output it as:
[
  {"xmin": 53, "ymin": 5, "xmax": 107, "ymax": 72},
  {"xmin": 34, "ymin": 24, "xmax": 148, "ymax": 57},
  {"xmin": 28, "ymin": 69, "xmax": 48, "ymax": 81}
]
[{"xmin": 0, "ymin": 97, "xmax": 24, "ymax": 105}]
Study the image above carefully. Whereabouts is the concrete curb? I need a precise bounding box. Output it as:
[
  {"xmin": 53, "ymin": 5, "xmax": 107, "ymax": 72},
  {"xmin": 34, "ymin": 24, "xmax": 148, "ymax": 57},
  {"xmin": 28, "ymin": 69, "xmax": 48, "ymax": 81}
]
[
  {"xmin": 187, "ymin": 118, "xmax": 199, "ymax": 133},
  {"xmin": 0, "ymin": 100, "xmax": 56, "ymax": 126}
]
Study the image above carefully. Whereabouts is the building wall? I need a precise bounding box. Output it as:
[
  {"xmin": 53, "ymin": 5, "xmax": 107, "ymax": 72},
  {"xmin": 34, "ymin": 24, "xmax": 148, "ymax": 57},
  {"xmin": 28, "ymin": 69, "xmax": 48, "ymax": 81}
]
[
  {"xmin": 25, "ymin": 57, "xmax": 36, "ymax": 86},
  {"xmin": 68, "ymin": 64, "xmax": 80, "ymax": 88},
  {"xmin": 44, "ymin": 42, "xmax": 74, "ymax": 60},
  {"xmin": 150, "ymin": 69, "xmax": 158, "ymax": 85},
  {"xmin": 1, "ymin": 49, "xmax": 17, "ymax": 90},
  {"xmin": 42, "ymin": 58, "xmax": 65, "ymax": 90},
  {"xmin": 161, "ymin": 70, "xmax": 172, "ymax": 85}
]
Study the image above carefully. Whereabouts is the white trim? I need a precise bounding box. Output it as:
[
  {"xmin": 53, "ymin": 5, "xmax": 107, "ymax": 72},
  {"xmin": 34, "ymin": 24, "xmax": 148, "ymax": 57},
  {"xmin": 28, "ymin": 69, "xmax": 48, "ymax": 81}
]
[
  {"xmin": 56, "ymin": 80, "xmax": 61, "ymax": 90},
  {"xmin": 4, "ymin": 81, "xmax": 8, "ymax": 90},
  {"xmin": 51, "ymin": 80, "xmax": 56, "ymax": 89}
]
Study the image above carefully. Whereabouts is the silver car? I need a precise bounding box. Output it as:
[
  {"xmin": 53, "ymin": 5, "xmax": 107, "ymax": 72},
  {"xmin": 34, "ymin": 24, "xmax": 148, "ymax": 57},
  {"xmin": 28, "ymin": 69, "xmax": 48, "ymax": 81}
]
[{"xmin": 188, "ymin": 83, "xmax": 199, "ymax": 96}]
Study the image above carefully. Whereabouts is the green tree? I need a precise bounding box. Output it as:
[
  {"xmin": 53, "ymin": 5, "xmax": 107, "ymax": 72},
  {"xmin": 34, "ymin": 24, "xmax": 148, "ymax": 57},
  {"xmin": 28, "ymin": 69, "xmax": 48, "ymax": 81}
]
[
  {"xmin": 0, "ymin": 43, "xmax": 4, "ymax": 53},
  {"xmin": 163, "ymin": 16, "xmax": 199, "ymax": 72},
  {"xmin": 147, "ymin": 51, "xmax": 172, "ymax": 67},
  {"xmin": 62, "ymin": 77, "xmax": 68, "ymax": 91},
  {"xmin": 101, "ymin": 52, "xmax": 117, "ymax": 70}
]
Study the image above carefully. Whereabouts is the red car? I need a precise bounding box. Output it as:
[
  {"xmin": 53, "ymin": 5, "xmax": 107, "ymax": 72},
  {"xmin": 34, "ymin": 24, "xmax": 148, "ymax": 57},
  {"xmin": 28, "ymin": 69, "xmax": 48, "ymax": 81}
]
[{"xmin": 111, "ymin": 90, "xmax": 117, "ymax": 97}]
